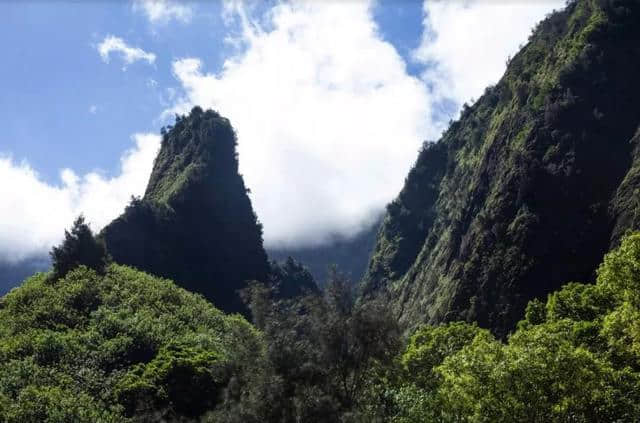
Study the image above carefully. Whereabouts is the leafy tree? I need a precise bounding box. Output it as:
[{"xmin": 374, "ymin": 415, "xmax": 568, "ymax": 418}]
[
  {"xmin": 116, "ymin": 342, "xmax": 228, "ymax": 418},
  {"xmin": 240, "ymin": 266, "xmax": 400, "ymax": 422},
  {"xmin": 50, "ymin": 215, "xmax": 108, "ymax": 280},
  {"xmin": 269, "ymin": 257, "xmax": 318, "ymax": 299},
  {"xmin": 389, "ymin": 232, "xmax": 640, "ymax": 422},
  {"xmin": 401, "ymin": 322, "xmax": 487, "ymax": 391},
  {"xmin": 318, "ymin": 268, "xmax": 401, "ymax": 413}
]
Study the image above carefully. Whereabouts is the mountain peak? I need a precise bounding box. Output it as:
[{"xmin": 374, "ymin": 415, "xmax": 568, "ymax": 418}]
[
  {"xmin": 101, "ymin": 108, "xmax": 269, "ymax": 315},
  {"xmin": 362, "ymin": 0, "xmax": 640, "ymax": 336}
]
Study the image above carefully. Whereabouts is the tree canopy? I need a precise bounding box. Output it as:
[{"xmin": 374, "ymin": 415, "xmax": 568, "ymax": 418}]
[{"xmin": 50, "ymin": 215, "xmax": 108, "ymax": 280}]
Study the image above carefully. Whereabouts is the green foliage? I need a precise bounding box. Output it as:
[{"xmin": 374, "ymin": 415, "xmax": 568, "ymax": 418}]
[
  {"xmin": 268, "ymin": 257, "xmax": 318, "ymax": 299},
  {"xmin": 597, "ymin": 232, "xmax": 640, "ymax": 305},
  {"xmin": 388, "ymin": 232, "xmax": 640, "ymax": 422},
  {"xmin": 50, "ymin": 215, "xmax": 108, "ymax": 280},
  {"xmin": 0, "ymin": 264, "xmax": 265, "ymax": 421},
  {"xmin": 401, "ymin": 322, "xmax": 487, "ymax": 390},
  {"xmin": 116, "ymin": 343, "xmax": 227, "ymax": 417},
  {"xmin": 238, "ymin": 267, "xmax": 401, "ymax": 422}
]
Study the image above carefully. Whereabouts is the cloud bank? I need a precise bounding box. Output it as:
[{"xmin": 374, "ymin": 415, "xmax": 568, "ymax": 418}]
[
  {"xmin": 166, "ymin": 0, "xmax": 564, "ymax": 248},
  {"xmin": 97, "ymin": 35, "xmax": 156, "ymax": 67},
  {"xmin": 0, "ymin": 134, "xmax": 160, "ymax": 263},
  {"xmin": 1, "ymin": 0, "xmax": 566, "ymax": 264},
  {"xmin": 169, "ymin": 1, "xmax": 435, "ymax": 248}
]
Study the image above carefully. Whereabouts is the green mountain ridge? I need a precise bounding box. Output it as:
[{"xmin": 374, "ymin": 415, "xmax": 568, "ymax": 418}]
[{"xmin": 362, "ymin": 0, "xmax": 640, "ymax": 336}]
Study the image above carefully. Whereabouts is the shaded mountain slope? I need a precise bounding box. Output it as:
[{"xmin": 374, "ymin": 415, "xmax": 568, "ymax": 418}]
[
  {"xmin": 362, "ymin": 0, "xmax": 640, "ymax": 336},
  {"xmin": 268, "ymin": 217, "xmax": 381, "ymax": 287},
  {"xmin": 101, "ymin": 107, "xmax": 269, "ymax": 314}
]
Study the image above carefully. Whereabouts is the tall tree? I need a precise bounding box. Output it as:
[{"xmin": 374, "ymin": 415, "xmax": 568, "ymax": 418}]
[{"xmin": 50, "ymin": 215, "xmax": 108, "ymax": 279}]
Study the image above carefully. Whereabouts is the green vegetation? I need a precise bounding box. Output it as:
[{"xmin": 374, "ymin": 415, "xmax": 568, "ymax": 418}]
[
  {"xmin": 363, "ymin": 0, "xmax": 640, "ymax": 336},
  {"xmin": 385, "ymin": 232, "xmax": 640, "ymax": 422},
  {"xmin": 237, "ymin": 267, "xmax": 401, "ymax": 422},
  {"xmin": 101, "ymin": 107, "xmax": 270, "ymax": 316},
  {"xmin": 50, "ymin": 215, "xmax": 108, "ymax": 280},
  {"xmin": 268, "ymin": 256, "xmax": 318, "ymax": 298},
  {"xmin": 0, "ymin": 264, "xmax": 264, "ymax": 422},
  {"xmin": 4, "ymin": 225, "xmax": 640, "ymax": 422},
  {"xmin": 5, "ymin": 1, "xmax": 640, "ymax": 421}
]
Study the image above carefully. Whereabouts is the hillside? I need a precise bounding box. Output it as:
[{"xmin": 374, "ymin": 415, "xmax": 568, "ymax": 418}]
[
  {"xmin": 0, "ymin": 264, "xmax": 264, "ymax": 422},
  {"xmin": 362, "ymin": 0, "xmax": 640, "ymax": 336},
  {"xmin": 101, "ymin": 107, "xmax": 270, "ymax": 315}
]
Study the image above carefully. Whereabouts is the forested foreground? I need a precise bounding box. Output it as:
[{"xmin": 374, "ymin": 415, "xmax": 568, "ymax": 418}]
[{"xmin": 1, "ymin": 219, "xmax": 640, "ymax": 422}]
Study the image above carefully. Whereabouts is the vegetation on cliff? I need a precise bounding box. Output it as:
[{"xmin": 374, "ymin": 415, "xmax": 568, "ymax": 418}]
[
  {"xmin": 385, "ymin": 232, "xmax": 640, "ymax": 422},
  {"xmin": 363, "ymin": 0, "xmax": 640, "ymax": 336},
  {"xmin": 101, "ymin": 107, "xmax": 270, "ymax": 315}
]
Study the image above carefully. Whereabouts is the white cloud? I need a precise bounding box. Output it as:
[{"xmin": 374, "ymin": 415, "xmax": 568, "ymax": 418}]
[
  {"xmin": 89, "ymin": 105, "xmax": 98, "ymax": 114},
  {"xmin": 167, "ymin": 1, "xmax": 563, "ymax": 249},
  {"xmin": 3, "ymin": 1, "xmax": 566, "ymax": 263},
  {"xmin": 133, "ymin": 0, "xmax": 193, "ymax": 24},
  {"xmin": 97, "ymin": 35, "xmax": 156, "ymax": 67},
  {"xmin": 415, "ymin": 0, "xmax": 565, "ymax": 108},
  {"xmin": 0, "ymin": 134, "xmax": 160, "ymax": 263},
  {"xmin": 168, "ymin": 1, "xmax": 436, "ymax": 248}
]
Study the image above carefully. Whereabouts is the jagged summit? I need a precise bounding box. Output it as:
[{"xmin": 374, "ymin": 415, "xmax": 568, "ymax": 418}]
[
  {"xmin": 145, "ymin": 107, "xmax": 236, "ymax": 205},
  {"xmin": 362, "ymin": 0, "xmax": 640, "ymax": 336},
  {"xmin": 101, "ymin": 107, "xmax": 269, "ymax": 315}
]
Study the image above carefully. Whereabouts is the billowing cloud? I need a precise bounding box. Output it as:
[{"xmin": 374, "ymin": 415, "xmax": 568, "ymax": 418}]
[
  {"xmin": 132, "ymin": 0, "xmax": 193, "ymax": 24},
  {"xmin": 415, "ymin": 0, "xmax": 565, "ymax": 108},
  {"xmin": 97, "ymin": 35, "xmax": 156, "ymax": 67},
  {"xmin": 0, "ymin": 134, "xmax": 160, "ymax": 263},
  {"xmin": 167, "ymin": 0, "xmax": 563, "ymax": 249},
  {"xmin": 168, "ymin": 1, "xmax": 436, "ymax": 248},
  {"xmin": 2, "ymin": 0, "xmax": 566, "ymax": 264}
]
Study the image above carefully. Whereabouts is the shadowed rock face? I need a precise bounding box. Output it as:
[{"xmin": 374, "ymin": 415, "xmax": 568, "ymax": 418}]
[
  {"xmin": 362, "ymin": 0, "xmax": 640, "ymax": 337},
  {"xmin": 102, "ymin": 107, "xmax": 269, "ymax": 315}
]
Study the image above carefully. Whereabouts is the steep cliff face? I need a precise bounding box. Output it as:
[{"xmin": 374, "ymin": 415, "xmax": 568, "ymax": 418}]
[
  {"xmin": 362, "ymin": 0, "xmax": 640, "ymax": 336},
  {"xmin": 101, "ymin": 107, "xmax": 269, "ymax": 314}
]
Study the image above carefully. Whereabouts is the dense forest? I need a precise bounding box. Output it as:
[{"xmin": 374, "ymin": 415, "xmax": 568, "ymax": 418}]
[
  {"xmin": 2, "ymin": 206, "xmax": 640, "ymax": 421},
  {"xmin": 3, "ymin": 0, "xmax": 640, "ymax": 421}
]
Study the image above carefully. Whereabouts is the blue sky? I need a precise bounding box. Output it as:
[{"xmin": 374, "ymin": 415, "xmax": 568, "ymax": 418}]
[
  {"xmin": 1, "ymin": 0, "xmax": 228, "ymax": 180},
  {"xmin": 1, "ymin": 0, "xmax": 424, "ymax": 181},
  {"xmin": 0, "ymin": 0, "xmax": 563, "ymax": 262}
]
